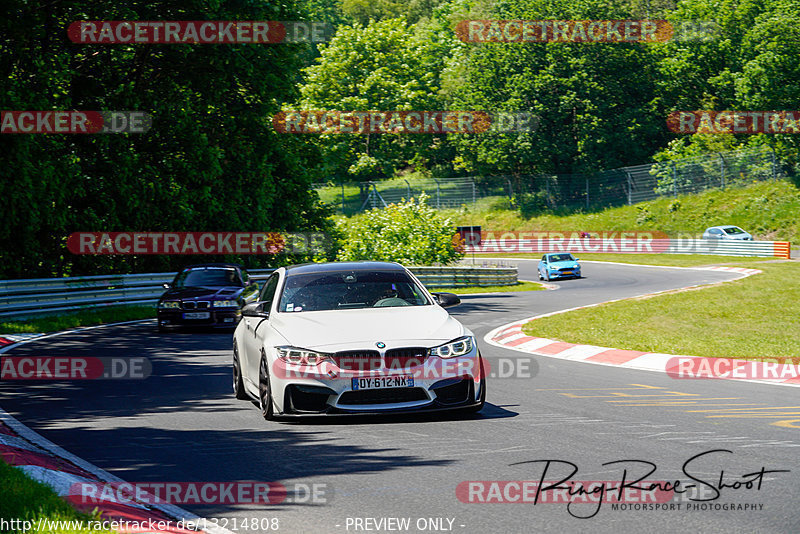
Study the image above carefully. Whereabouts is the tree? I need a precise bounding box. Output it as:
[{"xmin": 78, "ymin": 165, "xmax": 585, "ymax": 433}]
[
  {"xmin": 336, "ymin": 194, "xmax": 464, "ymax": 264},
  {"xmin": 0, "ymin": 0, "xmax": 333, "ymax": 278},
  {"xmin": 296, "ymin": 17, "xmax": 446, "ymax": 179}
]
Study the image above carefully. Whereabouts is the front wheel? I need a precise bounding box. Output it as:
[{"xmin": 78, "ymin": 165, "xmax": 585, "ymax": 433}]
[
  {"xmin": 232, "ymin": 344, "xmax": 249, "ymax": 400},
  {"xmin": 259, "ymin": 354, "xmax": 275, "ymax": 420}
]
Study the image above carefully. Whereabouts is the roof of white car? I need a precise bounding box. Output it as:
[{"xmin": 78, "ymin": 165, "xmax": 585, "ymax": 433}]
[{"xmin": 284, "ymin": 261, "xmax": 405, "ymax": 275}]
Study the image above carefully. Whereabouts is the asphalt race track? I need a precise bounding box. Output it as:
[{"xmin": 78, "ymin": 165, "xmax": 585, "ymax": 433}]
[{"xmin": 2, "ymin": 260, "xmax": 798, "ymax": 534}]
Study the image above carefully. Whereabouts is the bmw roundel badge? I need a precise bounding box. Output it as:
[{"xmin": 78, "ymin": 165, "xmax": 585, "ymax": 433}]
[{"xmin": 376, "ymin": 342, "xmax": 386, "ymax": 349}]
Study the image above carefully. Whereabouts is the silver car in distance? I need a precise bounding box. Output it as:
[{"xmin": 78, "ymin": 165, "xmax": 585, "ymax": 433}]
[{"xmin": 232, "ymin": 261, "xmax": 486, "ymax": 419}]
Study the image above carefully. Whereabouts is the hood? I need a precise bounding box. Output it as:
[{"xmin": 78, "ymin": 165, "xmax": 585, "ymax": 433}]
[
  {"xmin": 162, "ymin": 286, "xmax": 243, "ymax": 300},
  {"xmin": 268, "ymin": 305, "xmax": 465, "ymax": 351}
]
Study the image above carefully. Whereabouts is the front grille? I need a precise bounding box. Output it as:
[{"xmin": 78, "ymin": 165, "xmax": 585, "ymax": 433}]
[
  {"xmin": 338, "ymin": 388, "xmax": 428, "ymax": 405},
  {"xmin": 333, "ymin": 348, "xmax": 428, "ymax": 370},
  {"xmin": 385, "ymin": 348, "xmax": 427, "ymax": 369},
  {"xmin": 182, "ymin": 301, "xmax": 210, "ymax": 310},
  {"xmin": 333, "ymin": 350, "xmax": 381, "ymax": 371}
]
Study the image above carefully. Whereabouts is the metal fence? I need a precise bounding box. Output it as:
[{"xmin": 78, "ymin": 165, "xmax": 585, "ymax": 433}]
[
  {"xmin": 468, "ymin": 238, "xmax": 791, "ymax": 258},
  {"xmin": 0, "ymin": 266, "xmax": 518, "ymax": 320},
  {"xmin": 313, "ymin": 147, "xmax": 786, "ymax": 214}
]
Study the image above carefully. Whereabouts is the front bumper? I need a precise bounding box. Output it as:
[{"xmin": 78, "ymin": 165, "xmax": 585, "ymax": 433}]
[
  {"xmin": 270, "ymin": 353, "xmax": 485, "ymax": 416},
  {"xmin": 157, "ymin": 308, "xmax": 240, "ymax": 328},
  {"xmin": 549, "ymin": 270, "xmax": 580, "ymax": 279}
]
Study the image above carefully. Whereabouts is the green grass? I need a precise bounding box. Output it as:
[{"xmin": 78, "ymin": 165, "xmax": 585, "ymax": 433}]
[
  {"xmin": 443, "ymin": 180, "xmax": 800, "ymax": 243},
  {"xmin": 0, "ymin": 306, "xmax": 154, "ymax": 334},
  {"xmin": 476, "ymin": 253, "xmax": 776, "ymax": 267},
  {"xmin": 521, "ymin": 262, "xmax": 799, "ymax": 360},
  {"xmin": 0, "ymin": 460, "xmax": 113, "ymax": 533},
  {"xmin": 427, "ymin": 281, "xmax": 545, "ymax": 294}
]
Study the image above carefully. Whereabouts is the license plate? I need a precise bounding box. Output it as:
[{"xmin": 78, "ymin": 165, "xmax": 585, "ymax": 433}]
[
  {"xmin": 561, "ymin": 271, "xmax": 573, "ymax": 275},
  {"xmin": 183, "ymin": 312, "xmax": 210, "ymax": 320},
  {"xmin": 352, "ymin": 375, "xmax": 414, "ymax": 390}
]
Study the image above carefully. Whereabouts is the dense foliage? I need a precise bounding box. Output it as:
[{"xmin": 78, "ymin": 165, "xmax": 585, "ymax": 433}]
[
  {"xmin": 336, "ymin": 194, "xmax": 465, "ymax": 264},
  {"xmin": 298, "ymin": 0, "xmax": 800, "ymax": 178},
  {"xmin": 0, "ymin": 0, "xmax": 333, "ymax": 278}
]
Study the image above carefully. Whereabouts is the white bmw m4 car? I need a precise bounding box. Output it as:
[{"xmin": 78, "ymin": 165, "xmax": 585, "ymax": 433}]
[{"xmin": 232, "ymin": 261, "xmax": 486, "ymax": 419}]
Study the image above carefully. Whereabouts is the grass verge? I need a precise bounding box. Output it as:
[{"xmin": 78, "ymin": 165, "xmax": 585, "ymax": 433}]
[
  {"xmin": 521, "ymin": 262, "xmax": 798, "ymax": 360},
  {"xmin": 0, "ymin": 460, "xmax": 113, "ymax": 533},
  {"xmin": 474, "ymin": 253, "xmax": 777, "ymax": 267},
  {"xmin": 427, "ymin": 281, "xmax": 544, "ymax": 294},
  {"xmin": 0, "ymin": 306, "xmax": 154, "ymax": 335}
]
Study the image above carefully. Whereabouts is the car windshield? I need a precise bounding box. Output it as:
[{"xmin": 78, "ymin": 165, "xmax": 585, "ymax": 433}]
[
  {"xmin": 723, "ymin": 227, "xmax": 744, "ymax": 234},
  {"xmin": 549, "ymin": 254, "xmax": 574, "ymax": 262},
  {"xmin": 173, "ymin": 267, "xmax": 241, "ymax": 288},
  {"xmin": 279, "ymin": 270, "xmax": 430, "ymax": 312}
]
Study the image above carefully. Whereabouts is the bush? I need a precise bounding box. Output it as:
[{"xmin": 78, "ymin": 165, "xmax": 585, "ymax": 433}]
[{"xmin": 336, "ymin": 193, "xmax": 465, "ymax": 265}]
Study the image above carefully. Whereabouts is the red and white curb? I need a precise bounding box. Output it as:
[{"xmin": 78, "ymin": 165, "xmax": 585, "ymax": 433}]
[
  {"xmin": 0, "ymin": 408, "xmax": 232, "ymax": 534},
  {"xmin": 485, "ymin": 265, "xmax": 800, "ymax": 388},
  {"xmin": 0, "ymin": 320, "xmax": 232, "ymax": 534},
  {"xmin": 0, "ymin": 332, "xmax": 45, "ymax": 348}
]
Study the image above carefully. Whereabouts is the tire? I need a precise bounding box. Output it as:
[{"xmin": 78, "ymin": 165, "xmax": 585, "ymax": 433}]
[
  {"xmin": 258, "ymin": 353, "xmax": 275, "ymax": 420},
  {"xmin": 544, "ymin": 271, "xmax": 550, "ymax": 282},
  {"xmin": 232, "ymin": 344, "xmax": 249, "ymax": 400},
  {"xmin": 538, "ymin": 271, "xmax": 543, "ymax": 280}
]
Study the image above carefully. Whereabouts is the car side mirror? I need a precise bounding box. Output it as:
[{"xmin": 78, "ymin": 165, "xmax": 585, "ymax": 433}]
[
  {"xmin": 433, "ymin": 292, "xmax": 461, "ymax": 308},
  {"xmin": 162, "ymin": 282, "xmax": 171, "ymax": 289},
  {"xmin": 574, "ymin": 258, "xmax": 579, "ymax": 261},
  {"xmin": 242, "ymin": 302, "xmax": 270, "ymax": 318}
]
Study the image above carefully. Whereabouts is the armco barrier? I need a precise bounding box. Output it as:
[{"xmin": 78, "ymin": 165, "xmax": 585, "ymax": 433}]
[
  {"xmin": 468, "ymin": 239, "xmax": 791, "ymax": 259},
  {"xmin": 0, "ymin": 266, "xmax": 517, "ymax": 320},
  {"xmin": 410, "ymin": 266, "xmax": 517, "ymax": 288}
]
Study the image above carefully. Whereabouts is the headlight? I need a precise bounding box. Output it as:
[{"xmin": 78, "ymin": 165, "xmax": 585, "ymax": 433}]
[
  {"xmin": 429, "ymin": 336, "xmax": 474, "ymax": 358},
  {"xmin": 213, "ymin": 299, "xmax": 238, "ymax": 308},
  {"xmin": 276, "ymin": 346, "xmax": 332, "ymax": 366},
  {"xmin": 159, "ymin": 301, "xmax": 180, "ymax": 309}
]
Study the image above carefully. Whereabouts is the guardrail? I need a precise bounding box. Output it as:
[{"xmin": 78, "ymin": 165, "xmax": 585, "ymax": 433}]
[
  {"xmin": 410, "ymin": 266, "xmax": 517, "ymax": 288},
  {"xmin": 467, "ymin": 239, "xmax": 791, "ymax": 259},
  {"xmin": 0, "ymin": 266, "xmax": 518, "ymax": 320}
]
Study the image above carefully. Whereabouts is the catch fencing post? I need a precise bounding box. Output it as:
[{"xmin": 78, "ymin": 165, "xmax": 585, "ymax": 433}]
[
  {"xmin": 771, "ymin": 148, "xmax": 777, "ymax": 180},
  {"xmin": 472, "ymin": 179, "xmax": 476, "ymax": 205},
  {"xmin": 585, "ymin": 177, "xmax": 589, "ymax": 210},
  {"xmin": 625, "ymin": 170, "xmax": 633, "ymax": 205},
  {"xmin": 672, "ymin": 162, "xmax": 678, "ymax": 197}
]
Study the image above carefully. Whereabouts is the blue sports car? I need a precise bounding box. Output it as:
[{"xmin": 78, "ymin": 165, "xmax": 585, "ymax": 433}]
[{"xmin": 538, "ymin": 253, "xmax": 581, "ymax": 281}]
